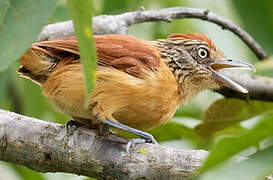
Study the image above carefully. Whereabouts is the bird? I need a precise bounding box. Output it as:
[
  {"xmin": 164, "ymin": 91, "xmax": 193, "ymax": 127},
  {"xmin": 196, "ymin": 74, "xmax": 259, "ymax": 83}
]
[{"xmin": 18, "ymin": 33, "xmax": 254, "ymax": 151}]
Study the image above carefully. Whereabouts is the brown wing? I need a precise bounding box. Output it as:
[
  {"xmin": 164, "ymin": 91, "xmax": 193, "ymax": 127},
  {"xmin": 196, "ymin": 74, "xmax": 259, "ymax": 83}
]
[{"xmin": 33, "ymin": 34, "xmax": 161, "ymax": 77}]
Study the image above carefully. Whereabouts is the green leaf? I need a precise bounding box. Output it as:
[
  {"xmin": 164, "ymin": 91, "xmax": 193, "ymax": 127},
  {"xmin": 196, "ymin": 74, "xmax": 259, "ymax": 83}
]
[
  {"xmin": 196, "ymin": 99, "xmax": 273, "ymax": 137},
  {"xmin": 0, "ymin": 69, "xmax": 10, "ymax": 104},
  {"xmin": 0, "ymin": 0, "xmax": 56, "ymax": 71},
  {"xmin": 200, "ymin": 111, "xmax": 273, "ymax": 173},
  {"xmin": 231, "ymin": 0, "xmax": 273, "ymax": 55},
  {"xmin": 67, "ymin": 0, "xmax": 97, "ymax": 103},
  {"xmin": 12, "ymin": 164, "xmax": 45, "ymax": 180},
  {"xmin": 199, "ymin": 145, "xmax": 273, "ymax": 180},
  {"xmin": 0, "ymin": 0, "xmax": 10, "ymax": 26},
  {"xmin": 149, "ymin": 122, "xmax": 202, "ymax": 144},
  {"xmin": 49, "ymin": 0, "xmax": 70, "ymax": 23},
  {"xmin": 174, "ymin": 102, "xmax": 203, "ymax": 119}
]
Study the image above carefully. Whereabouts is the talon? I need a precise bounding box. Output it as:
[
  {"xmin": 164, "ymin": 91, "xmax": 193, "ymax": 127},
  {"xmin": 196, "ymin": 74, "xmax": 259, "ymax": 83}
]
[
  {"xmin": 147, "ymin": 135, "xmax": 158, "ymax": 144},
  {"xmin": 99, "ymin": 123, "xmax": 110, "ymax": 136},
  {"xmin": 95, "ymin": 119, "xmax": 158, "ymax": 153},
  {"xmin": 142, "ymin": 132, "xmax": 158, "ymax": 144},
  {"xmin": 65, "ymin": 120, "xmax": 80, "ymax": 134},
  {"xmin": 126, "ymin": 138, "xmax": 146, "ymax": 154}
]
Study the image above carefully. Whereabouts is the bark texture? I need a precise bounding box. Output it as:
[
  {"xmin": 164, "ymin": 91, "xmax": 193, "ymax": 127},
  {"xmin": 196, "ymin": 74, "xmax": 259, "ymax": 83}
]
[
  {"xmin": 218, "ymin": 72, "xmax": 273, "ymax": 101},
  {"xmin": 0, "ymin": 109, "xmax": 207, "ymax": 180}
]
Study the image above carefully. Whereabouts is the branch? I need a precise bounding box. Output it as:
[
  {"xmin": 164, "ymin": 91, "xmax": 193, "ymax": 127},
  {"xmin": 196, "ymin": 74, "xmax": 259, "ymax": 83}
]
[
  {"xmin": 38, "ymin": 7, "xmax": 267, "ymax": 60},
  {"xmin": 217, "ymin": 72, "xmax": 273, "ymax": 101},
  {"xmin": 0, "ymin": 109, "xmax": 208, "ymax": 179}
]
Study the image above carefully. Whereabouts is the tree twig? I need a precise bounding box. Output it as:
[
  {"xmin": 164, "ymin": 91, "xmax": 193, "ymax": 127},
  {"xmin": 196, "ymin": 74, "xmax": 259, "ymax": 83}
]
[
  {"xmin": 38, "ymin": 7, "xmax": 267, "ymax": 60},
  {"xmin": 0, "ymin": 109, "xmax": 208, "ymax": 180},
  {"xmin": 217, "ymin": 72, "xmax": 273, "ymax": 101}
]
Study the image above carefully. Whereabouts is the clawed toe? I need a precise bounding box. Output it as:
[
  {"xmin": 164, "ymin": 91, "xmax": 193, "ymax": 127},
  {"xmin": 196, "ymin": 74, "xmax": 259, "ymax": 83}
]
[
  {"xmin": 94, "ymin": 117, "xmax": 158, "ymax": 154},
  {"xmin": 141, "ymin": 132, "xmax": 158, "ymax": 144},
  {"xmin": 65, "ymin": 120, "xmax": 80, "ymax": 135},
  {"xmin": 126, "ymin": 138, "xmax": 146, "ymax": 153},
  {"xmin": 126, "ymin": 137, "xmax": 158, "ymax": 154},
  {"xmin": 99, "ymin": 123, "xmax": 111, "ymax": 136}
]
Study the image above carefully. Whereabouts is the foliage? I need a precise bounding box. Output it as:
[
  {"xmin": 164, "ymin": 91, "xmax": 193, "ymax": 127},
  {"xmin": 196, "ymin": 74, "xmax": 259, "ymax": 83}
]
[
  {"xmin": 200, "ymin": 111, "xmax": 273, "ymax": 172},
  {"xmin": 0, "ymin": 0, "xmax": 55, "ymax": 71},
  {"xmin": 0, "ymin": 0, "xmax": 273, "ymax": 180},
  {"xmin": 231, "ymin": 0, "xmax": 273, "ymax": 55},
  {"xmin": 67, "ymin": 0, "xmax": 97, "ymax": 102},
  {"xmin": 196, "ymin": 99, "xmax": 273, "ymax": 137},
  {"xmin": 200, "ymin": 145, "xmax": 273, "ymax": 180}
]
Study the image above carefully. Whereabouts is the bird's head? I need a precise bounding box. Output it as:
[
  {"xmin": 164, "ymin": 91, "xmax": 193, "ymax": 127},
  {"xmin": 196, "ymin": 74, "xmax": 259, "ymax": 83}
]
[{"xmin": 156, "ymin": 33, "xmax": 255, "ymax": 96}]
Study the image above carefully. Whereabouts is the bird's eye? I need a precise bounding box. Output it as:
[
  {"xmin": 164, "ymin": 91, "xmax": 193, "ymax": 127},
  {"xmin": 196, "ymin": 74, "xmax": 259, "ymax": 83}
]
[{"xmin": 197, "ymin": 48, "xmax": 209, "ymax": 59}]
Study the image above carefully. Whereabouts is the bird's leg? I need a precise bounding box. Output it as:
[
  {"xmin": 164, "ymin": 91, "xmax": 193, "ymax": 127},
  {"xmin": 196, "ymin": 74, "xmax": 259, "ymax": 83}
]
[
  {"xmin": 102, "ymin": 119, "xmax": 158, "ymax": 153},
  {"xmin": 99, "ymin": 123, "xmax": 111, "ymax": 136},
  {"xmin": 102, "ymin": 119, "xmax": 157, "ymax": 143}
]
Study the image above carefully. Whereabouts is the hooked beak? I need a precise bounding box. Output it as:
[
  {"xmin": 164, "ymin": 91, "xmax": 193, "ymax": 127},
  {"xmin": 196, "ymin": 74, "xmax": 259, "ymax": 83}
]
[{"xmin": 208, "ymin": 59, "xmax": 255, "ymax": 93}]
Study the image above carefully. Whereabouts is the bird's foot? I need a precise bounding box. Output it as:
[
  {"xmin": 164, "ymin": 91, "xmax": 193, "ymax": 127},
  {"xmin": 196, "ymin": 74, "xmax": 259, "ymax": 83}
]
[
  {"xmin": 101, "ymin": 119, "xmax": 158, "ymax": 153},
  {"xmin": 126, "ymin": 137, "xmax": 157, "ymax": 154},
  {"xmin": 65, "ymin": 119, "xmax": 81, "ymax": 135},
  {"xmin": 99, "ymin": 123, "xmax": 111, "ymax": 136}
]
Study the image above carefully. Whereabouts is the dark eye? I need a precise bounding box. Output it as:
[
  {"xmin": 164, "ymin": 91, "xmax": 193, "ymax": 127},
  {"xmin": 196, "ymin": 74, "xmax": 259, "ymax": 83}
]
[{"xmin": 197, "ymin": 48, "xmax": 209, "ymax": 59}]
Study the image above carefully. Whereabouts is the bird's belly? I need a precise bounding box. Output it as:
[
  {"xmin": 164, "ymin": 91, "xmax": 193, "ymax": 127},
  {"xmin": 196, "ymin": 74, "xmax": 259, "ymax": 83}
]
[
  {"xmin": 47, "ymin": 83, "xmax": 180, "ymax": 130},
  {"xmin": 43, "ymin": 62, "xmax": 181, "ymax": 130},
  {"xmin": 49, "ymin": 93, "xmax": 177, "ymax": 130},
  {"xmin": 112, "ymin": 103, "xmax": 178, "ymax": 130},
  {"xmin": 48, "ymin": 96, "xmax": 95, "ymax": 120}
]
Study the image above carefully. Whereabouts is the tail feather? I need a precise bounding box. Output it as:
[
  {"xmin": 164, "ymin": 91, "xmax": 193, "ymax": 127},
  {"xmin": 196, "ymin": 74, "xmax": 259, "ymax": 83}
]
[
  {"xmin": 18, "ymin": 37, "xmax": 80, "ymax": 85},
  {"xmin": 18, "ymin": 45, "xmax": 59, "ymax": 85}
]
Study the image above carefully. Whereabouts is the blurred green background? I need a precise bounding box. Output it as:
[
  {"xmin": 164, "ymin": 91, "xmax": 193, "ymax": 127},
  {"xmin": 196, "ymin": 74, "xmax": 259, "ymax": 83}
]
[{"xmin": 1, "ymin": 0, "xmax": 273, "ymax": 179}]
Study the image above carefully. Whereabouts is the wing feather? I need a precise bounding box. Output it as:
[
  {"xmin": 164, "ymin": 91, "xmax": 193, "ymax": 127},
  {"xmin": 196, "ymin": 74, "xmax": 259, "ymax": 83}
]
[{"xmin": 33, "ymin": 34, "xmax": 161, "ymax": 77}]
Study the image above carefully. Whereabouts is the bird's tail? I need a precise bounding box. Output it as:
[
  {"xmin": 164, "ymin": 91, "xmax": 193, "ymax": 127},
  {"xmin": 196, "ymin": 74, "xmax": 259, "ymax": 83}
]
[
  {"xmin": 18, "ymin": 44, "xmax": 59, "ymax": 85},
  {"xmin": 18, "ymin": 37, "xmax": 79, "ymax": 85}
]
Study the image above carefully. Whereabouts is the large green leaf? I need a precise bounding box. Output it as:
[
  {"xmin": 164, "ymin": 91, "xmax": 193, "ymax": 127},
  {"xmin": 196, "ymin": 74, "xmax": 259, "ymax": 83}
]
[
  {"xmin": 174, "ymin": 102, "xmax": 203, "ymax": 119},
  {"xmin": 200, "ymin": 145, "xmax": 273, "ymax": 180},
  {"xmin": 12, "ymin": 164, "xmax": 45, "ymax": 180},
  {"xmin": 0, "ymin": 69, "xmax": 10, "ymax": 105},
  {"xmin": 196, "ymin": 99, "xmax": 273, "ymax": 137},
  {"xmin": 67, "ymin": 0, "xmax": 97, "ymax": 102},
  {"xmin": 49, "ymin": 0, "xmax": 70, "ymax": 23},
  {"xmin": 0, "ymin": 0, "xmax": 9, "ymax": 26},
  {"xmin": 149, "ymin": 121, "xmax": 202, "ymax": 145},
  {"xmin": 231, "ymin": 0, "xmax": 273, "ymax": 55},
  {"xmin": 0, "ymin": 0, "xmax": 56, "ymax": 71},
  {"xmin": 199, "ymin": 111, "xmax": 273, "ymax": 173}
]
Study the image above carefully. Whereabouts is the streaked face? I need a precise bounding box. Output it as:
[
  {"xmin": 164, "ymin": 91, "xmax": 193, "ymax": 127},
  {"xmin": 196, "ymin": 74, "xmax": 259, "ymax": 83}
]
[{"xmin": 160, "ymin": 33, "xmax": 255, "ymax": 93}]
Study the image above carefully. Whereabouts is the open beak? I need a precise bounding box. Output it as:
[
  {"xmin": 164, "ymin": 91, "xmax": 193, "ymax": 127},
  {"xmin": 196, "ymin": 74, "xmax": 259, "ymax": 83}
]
[{"xmin": 208, "ymin": 59, "xmax": 255, "ymax": 93}]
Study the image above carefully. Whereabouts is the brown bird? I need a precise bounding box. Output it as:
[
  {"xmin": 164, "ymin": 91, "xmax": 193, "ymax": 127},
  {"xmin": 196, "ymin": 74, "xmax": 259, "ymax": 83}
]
[{"xmin": 18, "ymin": 33, "xmax": 254, "ymax": 150}]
